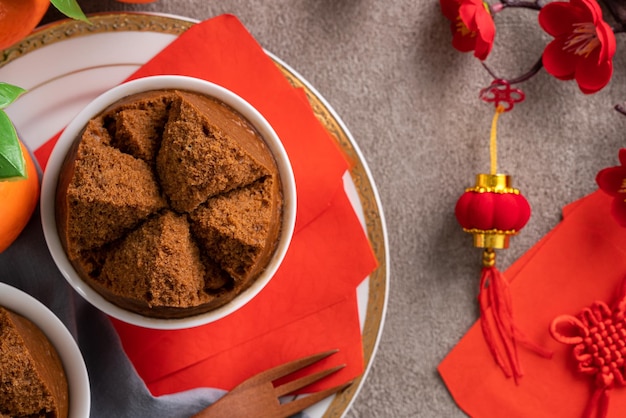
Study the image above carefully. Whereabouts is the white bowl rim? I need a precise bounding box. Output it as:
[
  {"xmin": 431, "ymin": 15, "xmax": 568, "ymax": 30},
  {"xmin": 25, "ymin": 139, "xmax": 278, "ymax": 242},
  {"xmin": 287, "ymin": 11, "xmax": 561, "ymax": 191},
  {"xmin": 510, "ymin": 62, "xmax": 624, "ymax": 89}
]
[
  {"xmin": 0, "ymin": 283, "xmax": 91, "ymax": 418},
  {"xmin": 40, "ymin": 75, "xmax": 297, "ymax": 330}
]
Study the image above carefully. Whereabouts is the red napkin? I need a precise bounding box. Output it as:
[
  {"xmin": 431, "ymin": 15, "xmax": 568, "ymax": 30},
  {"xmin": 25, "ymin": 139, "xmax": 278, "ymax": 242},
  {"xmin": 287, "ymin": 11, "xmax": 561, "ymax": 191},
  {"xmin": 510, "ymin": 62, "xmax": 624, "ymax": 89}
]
[
  {"xmin": 126, "ymin": 15, "xmax": 350, "ymax": 232},
  {"xmin": 37, "ymin": 15, "xmax": 348, "ymax": 233},
  {"xmin": 114, "ymin": 188, "xmax": 376, "ymax": 393},
  {"xmin": 37, "ymin": 15, "xmax": 378, "ymax": 395},
  {"xmin": 439, "ymin": 190, "xmax": 626, "ymax": 417}
]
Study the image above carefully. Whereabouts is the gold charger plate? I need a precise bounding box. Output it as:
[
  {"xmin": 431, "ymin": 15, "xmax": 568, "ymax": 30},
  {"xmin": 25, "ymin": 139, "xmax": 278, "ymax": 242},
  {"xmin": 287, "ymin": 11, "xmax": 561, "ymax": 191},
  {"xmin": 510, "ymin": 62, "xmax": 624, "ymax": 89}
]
[{"xmin": 0, "ymin": 13, "xmax": 388, "ymax": 417}]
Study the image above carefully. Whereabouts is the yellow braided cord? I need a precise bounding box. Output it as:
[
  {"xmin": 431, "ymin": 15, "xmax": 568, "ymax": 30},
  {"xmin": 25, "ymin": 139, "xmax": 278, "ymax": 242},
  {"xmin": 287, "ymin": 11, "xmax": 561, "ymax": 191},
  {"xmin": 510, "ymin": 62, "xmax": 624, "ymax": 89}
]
[{"xmin": 490, "ymin": 105, "xmax": 505, "ymax": 175}]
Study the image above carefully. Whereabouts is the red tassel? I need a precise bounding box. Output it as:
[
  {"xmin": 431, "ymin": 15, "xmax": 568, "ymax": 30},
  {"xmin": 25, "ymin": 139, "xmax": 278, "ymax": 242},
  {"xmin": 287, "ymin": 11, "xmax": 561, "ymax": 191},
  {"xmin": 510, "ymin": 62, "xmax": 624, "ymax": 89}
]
[
  {"xmin": 583, "ymin": 387, "xmax": 610, "ymax": 418},
  {"xmin": 478, "ymin": 249, "xmax": 552, "ymax": 382}
]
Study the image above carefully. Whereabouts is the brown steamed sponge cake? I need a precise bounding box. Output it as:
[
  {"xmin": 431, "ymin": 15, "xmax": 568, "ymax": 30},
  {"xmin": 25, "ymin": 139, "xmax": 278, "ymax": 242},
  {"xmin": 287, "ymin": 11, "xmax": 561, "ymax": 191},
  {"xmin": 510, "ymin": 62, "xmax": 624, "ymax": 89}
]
[
  {"xmin": 0, "ymin": 307, "xmax": 69, "ymax": 418},
  {"xmin": 190, "ymin": 175, "xmax": 282, "ymax": 287},
  {"xmin": 98, "ymin": 210, "xmax": 209, "ymax": 316},
  {"xmin": 56, "ymin": 89, "xmax": 284, "ymax": 319},
  {"xmin": 57, "ymin": 118, "xmax": 167, "ymax": 259},
  {"xmin": 105, "ymin": 90, "xmax": 175, "ymax": 162},
  {"xmin": 156, "ymin": 92, "xmax": 271, "ymax": 213}
]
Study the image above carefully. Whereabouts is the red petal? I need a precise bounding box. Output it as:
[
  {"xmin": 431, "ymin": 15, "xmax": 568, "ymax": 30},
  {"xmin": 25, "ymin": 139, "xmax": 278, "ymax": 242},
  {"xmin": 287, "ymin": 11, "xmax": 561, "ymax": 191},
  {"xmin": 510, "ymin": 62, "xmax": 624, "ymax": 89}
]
[
  {"xmin": 611, "ymin": 197, "xmax": 626, "ymax": 227},
  {"xmin": 618, "ymin": 148, "xmax": 626, "ymax": 166},
  {"xmin": 440, "ymin": 0, "xmax": 461, "ymax": 21},
  {"xmin": 538, "ymin": 2, "xmax": 587, "ymax": 37},
  {"xmin": 576, "ymin": 0, "xmax": 602, "ymax": 23},
  {"xmin": 452, "ymin": 31, "xmax": 478, "ymax": 53},
  {"xmin": 596, "ymin": 20, "xmax": 616, "ymax": 63},
  {"xmin": 473, "ymin": 36, "xmax": 493, "ymax": 60},
  {"xmin": 575, "ymin": 50, "xmax": 612, "ymax": 94},
  {"xmin": 475, "ymin": 9, "xmax": 495, "ymax": 39},
  {"xmin": 596, "ymin": 166, "xmax": 626, "ymax": 197},
  {"xmin": 459, "ymin": 2, "xmax": 480, "ymax": 31},
  {"xmin": 474, "ymin": 24, "xmax": 494, "ymax": 60},
  {"xmin": 542, "ymin": 39, "xmax": 577, "ymax": 80}
]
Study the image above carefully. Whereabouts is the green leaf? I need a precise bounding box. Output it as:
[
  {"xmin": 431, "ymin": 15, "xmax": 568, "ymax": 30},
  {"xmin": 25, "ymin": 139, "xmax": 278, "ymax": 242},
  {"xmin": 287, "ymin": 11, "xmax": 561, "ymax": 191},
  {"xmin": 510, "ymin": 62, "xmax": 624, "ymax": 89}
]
[
  {"xmin": 0, "ymin": 110, "xmax": 26, "ymax": 180},
  {"xmin": 0, "ymin": 83, "xmax": 25, "ymax": 110},
  {"xmin": 50, "ymin": 0, "xmax": 90, "ymax": 23}
]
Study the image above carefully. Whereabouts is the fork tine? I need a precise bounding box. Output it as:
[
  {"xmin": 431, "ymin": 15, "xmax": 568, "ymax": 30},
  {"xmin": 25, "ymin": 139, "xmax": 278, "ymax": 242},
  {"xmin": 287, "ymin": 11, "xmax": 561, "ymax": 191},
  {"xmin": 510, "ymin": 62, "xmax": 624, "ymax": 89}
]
[
  {"xmin": 278, "ymin": 380, "xmax": 354, "ymax": 418},
  {"xmin": 252, "ymin": 349, "xmax": 339, "ymax": 383},
  {"xmin": 275, "ymin": 364, "xmax": 345, "ymax": 397}
]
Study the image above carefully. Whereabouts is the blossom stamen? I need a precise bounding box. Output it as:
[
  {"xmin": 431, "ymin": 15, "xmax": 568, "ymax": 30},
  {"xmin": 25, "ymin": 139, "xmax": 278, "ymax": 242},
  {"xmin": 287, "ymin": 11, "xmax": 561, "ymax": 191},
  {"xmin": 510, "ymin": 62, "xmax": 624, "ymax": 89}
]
[
  {"xmin": 563, "ymin": 22, "xmax": 600, "ymax": 58},
  {"xmin": 455, "ymin": 16, "xmax": 475, "ymax": 37}
]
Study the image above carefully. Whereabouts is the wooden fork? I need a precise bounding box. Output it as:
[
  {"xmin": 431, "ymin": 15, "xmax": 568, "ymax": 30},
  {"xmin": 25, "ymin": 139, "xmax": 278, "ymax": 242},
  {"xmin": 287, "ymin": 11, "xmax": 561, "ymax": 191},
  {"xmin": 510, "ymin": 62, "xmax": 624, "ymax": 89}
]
[{"xmin": 192, "ymin": 349, "xmax": 353, "ymax": 418}]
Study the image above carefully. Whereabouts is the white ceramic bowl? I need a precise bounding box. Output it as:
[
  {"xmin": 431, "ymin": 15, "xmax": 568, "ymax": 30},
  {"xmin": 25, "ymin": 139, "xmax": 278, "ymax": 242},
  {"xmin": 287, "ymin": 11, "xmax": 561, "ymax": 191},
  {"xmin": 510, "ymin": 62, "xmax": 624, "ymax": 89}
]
[
  {"xmin": 0, "ymin": 283, "xmax": 91, "ymax": 418},
  {"xmin": 41, "ymin": 75, "xmax": 297, "ymax": 330}
]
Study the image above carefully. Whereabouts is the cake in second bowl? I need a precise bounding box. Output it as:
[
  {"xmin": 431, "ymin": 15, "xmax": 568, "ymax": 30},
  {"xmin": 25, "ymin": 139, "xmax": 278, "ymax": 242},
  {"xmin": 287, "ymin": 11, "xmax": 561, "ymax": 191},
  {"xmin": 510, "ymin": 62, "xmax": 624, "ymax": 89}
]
[{"xmin": 0, "ymin": 306, "xmax": 69, "ymax": 418}]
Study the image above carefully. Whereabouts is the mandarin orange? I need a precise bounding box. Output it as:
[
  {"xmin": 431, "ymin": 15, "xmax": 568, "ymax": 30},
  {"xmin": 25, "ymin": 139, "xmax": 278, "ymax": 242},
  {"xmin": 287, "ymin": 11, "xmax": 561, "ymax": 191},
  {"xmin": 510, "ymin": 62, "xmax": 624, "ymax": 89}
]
[
  {"xmin": 0, "ymin": 140, "xmax": 40, "ymax": 253},
  {"xmin": 0, "ymin": 0, "xmax": 50, "ymax": 51}
]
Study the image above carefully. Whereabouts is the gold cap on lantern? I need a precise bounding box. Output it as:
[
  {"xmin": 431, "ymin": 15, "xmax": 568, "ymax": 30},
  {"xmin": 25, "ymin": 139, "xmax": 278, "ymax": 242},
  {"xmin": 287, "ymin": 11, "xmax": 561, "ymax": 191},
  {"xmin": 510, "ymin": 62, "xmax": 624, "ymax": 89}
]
[
  {"xmin": 471, "ymin": 229, "xmax": 514, "ymax": 249},
  {"xmin": 471, "ymin": 173, "xmax": 516, "ymax": 194}
]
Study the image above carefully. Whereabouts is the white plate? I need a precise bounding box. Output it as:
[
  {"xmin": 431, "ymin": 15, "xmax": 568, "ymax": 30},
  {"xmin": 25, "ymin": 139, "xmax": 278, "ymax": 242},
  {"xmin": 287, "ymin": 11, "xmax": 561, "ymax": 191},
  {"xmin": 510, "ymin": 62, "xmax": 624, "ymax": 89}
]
[
  {"xmin": 0, "ymin": 13, "xmax": 389, "ymax": 418},
  {"xmin": 0, "ymin": 283, "xmax": 91, "ymax": 418}
]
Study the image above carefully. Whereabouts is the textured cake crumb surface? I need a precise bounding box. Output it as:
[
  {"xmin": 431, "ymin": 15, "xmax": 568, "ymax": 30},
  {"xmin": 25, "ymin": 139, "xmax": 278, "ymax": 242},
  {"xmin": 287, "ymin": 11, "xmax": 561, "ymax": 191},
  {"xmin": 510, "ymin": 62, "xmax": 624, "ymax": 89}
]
[
  {"xmin": 65, "ymin": 125, "xmax": 166, "ymax": 258},
  {"xmin": 100, "ymin": 210, "xmax": 208, "ymax": 308},
  {"xmin": 191, "ymin": 176, "xmax": 281, "ymax": 281},
  {"xmin": 0, "ymin": 307, "xmax": 68, "ymax": 418},
  {"xmin": 157, "ymin": 97, "xmax": 270, "ymax": 213},
  {"xmin": 57, "ymin": 89, "xmax": 283, "ymax": 318}
]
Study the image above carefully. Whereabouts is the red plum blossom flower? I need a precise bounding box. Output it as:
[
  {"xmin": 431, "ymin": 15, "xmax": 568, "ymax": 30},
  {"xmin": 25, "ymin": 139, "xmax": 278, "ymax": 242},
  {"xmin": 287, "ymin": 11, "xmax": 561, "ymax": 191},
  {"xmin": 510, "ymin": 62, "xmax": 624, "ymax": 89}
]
[
  {"xmin": 539, "ymin": 0, "xmax": 616, "ymax": 94},
  {"xmin": 440, "ymin": 0, "xmax": 496, "ymax": 61},
  {"xmin": 596, "ymin": 148, "xmax": 626, "ymax": 226}
]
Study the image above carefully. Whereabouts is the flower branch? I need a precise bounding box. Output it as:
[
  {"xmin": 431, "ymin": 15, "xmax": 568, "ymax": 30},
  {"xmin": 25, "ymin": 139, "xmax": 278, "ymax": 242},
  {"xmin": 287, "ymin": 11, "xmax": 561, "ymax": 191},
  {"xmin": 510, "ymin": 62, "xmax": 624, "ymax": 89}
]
[
  {"xmin": 496, "ymin": 0, "xmax": 542, "ymax": 11},
  {"xmin": 614, "ymin": 103, "xmax": 626, "ymax": 116},
  {"xmin": 441, "ymin": 0, "xmax": 617, "ymax": 95},
  {"xmin": 481, "ymin": 57, "xmax": 543, "ymax": 85},
  {"xmin": 604, "ymin": 0, "xmax": 626, "ymax": 30}
]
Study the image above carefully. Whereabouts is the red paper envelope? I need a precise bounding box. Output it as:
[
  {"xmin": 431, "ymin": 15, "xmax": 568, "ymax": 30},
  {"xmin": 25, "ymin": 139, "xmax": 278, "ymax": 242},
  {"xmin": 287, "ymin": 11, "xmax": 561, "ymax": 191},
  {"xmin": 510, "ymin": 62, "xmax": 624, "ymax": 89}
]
[
  {"xmin": 146, "ymin": 293, "xmax": 364, "ymax": 395},
  {"xmin": 113, "ymin": 188, "xmax": 377, "ymax": 390},
  {"xmin": 439, "ymin": 190, "xmax": 626, "ymax": 417}
]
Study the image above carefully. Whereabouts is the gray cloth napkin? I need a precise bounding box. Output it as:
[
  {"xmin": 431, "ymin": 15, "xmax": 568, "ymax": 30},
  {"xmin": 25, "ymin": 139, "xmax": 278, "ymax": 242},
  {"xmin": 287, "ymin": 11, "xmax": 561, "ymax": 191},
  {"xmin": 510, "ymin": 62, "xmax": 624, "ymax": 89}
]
[
  {"xmin": 0, "ymin": 207, "xmax": 225, "ymax": 417},
  {"xmin": 1, "ymin": 209, "xmax": 310, "ymax": 417}
]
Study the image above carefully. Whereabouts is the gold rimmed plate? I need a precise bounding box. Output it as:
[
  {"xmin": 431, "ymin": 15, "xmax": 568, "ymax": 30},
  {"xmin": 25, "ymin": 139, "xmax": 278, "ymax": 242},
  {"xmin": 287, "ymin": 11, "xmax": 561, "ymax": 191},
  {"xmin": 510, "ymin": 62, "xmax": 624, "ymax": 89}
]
[{"xmin": 0, "ymin": 13, "xmax": 389, "ymax": 418}]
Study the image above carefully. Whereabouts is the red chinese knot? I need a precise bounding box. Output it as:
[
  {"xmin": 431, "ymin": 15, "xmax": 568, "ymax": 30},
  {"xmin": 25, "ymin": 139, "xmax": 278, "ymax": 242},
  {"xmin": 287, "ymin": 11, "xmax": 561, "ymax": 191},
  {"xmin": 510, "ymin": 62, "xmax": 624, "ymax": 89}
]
[
  {"xmin": 551, "ymin": 284, "xmax": 626, "ymax": 418},
  {"xmin": 479, "ymin": 80, "xmax": 525, "ymax": 112}
]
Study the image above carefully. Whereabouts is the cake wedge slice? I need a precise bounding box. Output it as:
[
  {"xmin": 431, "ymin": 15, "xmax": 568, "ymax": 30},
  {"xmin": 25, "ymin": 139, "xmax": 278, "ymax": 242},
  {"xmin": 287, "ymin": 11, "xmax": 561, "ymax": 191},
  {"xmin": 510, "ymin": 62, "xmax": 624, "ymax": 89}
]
[
  {"xmin": 156, "ymin": 92, "xmax": 276, "ymax": 213},
  {"xmin": 190, "ymin": 175, "xmax": 282, "ymax": 288},
  {"xmin": 57, "ymin": 119, "xmax": 167, "ymax": 259},
  {"xmin": 0, "ymin": 307, "xmax": 68, "ymax": 418}
]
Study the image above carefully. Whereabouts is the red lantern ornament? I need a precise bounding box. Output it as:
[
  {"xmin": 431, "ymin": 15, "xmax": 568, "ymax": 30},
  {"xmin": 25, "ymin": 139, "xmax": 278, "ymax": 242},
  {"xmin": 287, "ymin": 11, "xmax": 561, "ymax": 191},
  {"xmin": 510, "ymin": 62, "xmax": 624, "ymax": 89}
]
[
  {"xmin": 455, "ymin": 81, "xmax": 551, "ymax": 382},
  {"xmin": 455, "ymin": 173, "xmax": 531, "ymax": 249}
]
